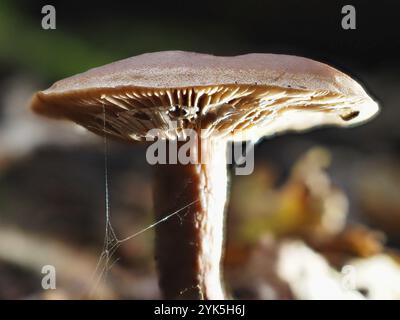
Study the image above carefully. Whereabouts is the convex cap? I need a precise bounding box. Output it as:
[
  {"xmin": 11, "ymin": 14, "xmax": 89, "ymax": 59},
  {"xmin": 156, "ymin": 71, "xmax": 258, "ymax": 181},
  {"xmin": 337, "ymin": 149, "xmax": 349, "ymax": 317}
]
[{"xmin": 31, "ymin": 51, "xmax": 379, "ymax": 141}]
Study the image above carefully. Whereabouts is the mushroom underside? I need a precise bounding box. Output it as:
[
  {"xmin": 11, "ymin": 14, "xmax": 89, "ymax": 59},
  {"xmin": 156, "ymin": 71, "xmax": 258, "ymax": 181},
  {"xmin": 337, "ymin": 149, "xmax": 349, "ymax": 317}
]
[{"xmin": 32, "ymin": 84, "xmax": 364, "ymax": 143}]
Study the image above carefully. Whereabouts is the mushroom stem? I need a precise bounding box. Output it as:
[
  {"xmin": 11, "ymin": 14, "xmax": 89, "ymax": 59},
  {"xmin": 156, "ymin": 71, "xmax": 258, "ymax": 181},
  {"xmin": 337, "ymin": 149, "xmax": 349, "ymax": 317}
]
[{"xmin": 153, "ymin": 138, "xmax": 228, "ymax": 299}]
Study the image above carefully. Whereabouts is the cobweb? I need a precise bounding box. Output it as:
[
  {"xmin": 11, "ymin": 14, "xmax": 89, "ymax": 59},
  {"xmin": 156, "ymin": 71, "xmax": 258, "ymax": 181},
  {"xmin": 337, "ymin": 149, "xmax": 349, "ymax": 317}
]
[{"xmin": 88, "ymin": 104, "xmax": 199, "ymax": 297}]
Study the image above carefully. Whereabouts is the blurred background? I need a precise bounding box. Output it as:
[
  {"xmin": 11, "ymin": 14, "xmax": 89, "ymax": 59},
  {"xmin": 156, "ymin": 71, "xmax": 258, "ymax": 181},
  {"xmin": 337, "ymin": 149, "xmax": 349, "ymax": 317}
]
[{"xmin": 0, "ymin": 0, "xmax": 400, "ymax": 299}]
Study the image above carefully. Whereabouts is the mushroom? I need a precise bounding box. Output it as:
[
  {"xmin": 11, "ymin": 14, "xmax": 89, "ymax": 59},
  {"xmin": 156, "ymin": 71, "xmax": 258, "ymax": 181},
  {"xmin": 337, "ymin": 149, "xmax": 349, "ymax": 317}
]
[{"xmin": 31, "ymin": 51, "xmax": 378, "ymax": 299}]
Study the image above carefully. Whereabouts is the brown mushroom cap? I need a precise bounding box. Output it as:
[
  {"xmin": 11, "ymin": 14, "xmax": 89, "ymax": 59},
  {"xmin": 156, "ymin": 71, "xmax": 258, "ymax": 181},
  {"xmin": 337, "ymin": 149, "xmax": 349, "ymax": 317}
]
[{"xmin": 31, "ymin": 51, "xmax": 379, "ymax": 142}]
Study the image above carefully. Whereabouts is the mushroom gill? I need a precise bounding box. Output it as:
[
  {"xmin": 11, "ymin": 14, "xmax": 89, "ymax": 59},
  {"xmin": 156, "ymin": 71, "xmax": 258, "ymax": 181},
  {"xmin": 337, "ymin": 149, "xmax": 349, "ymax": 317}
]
[{"xmin": 32, "ymin": 84, "xmax": 366, "ymax": 142}]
